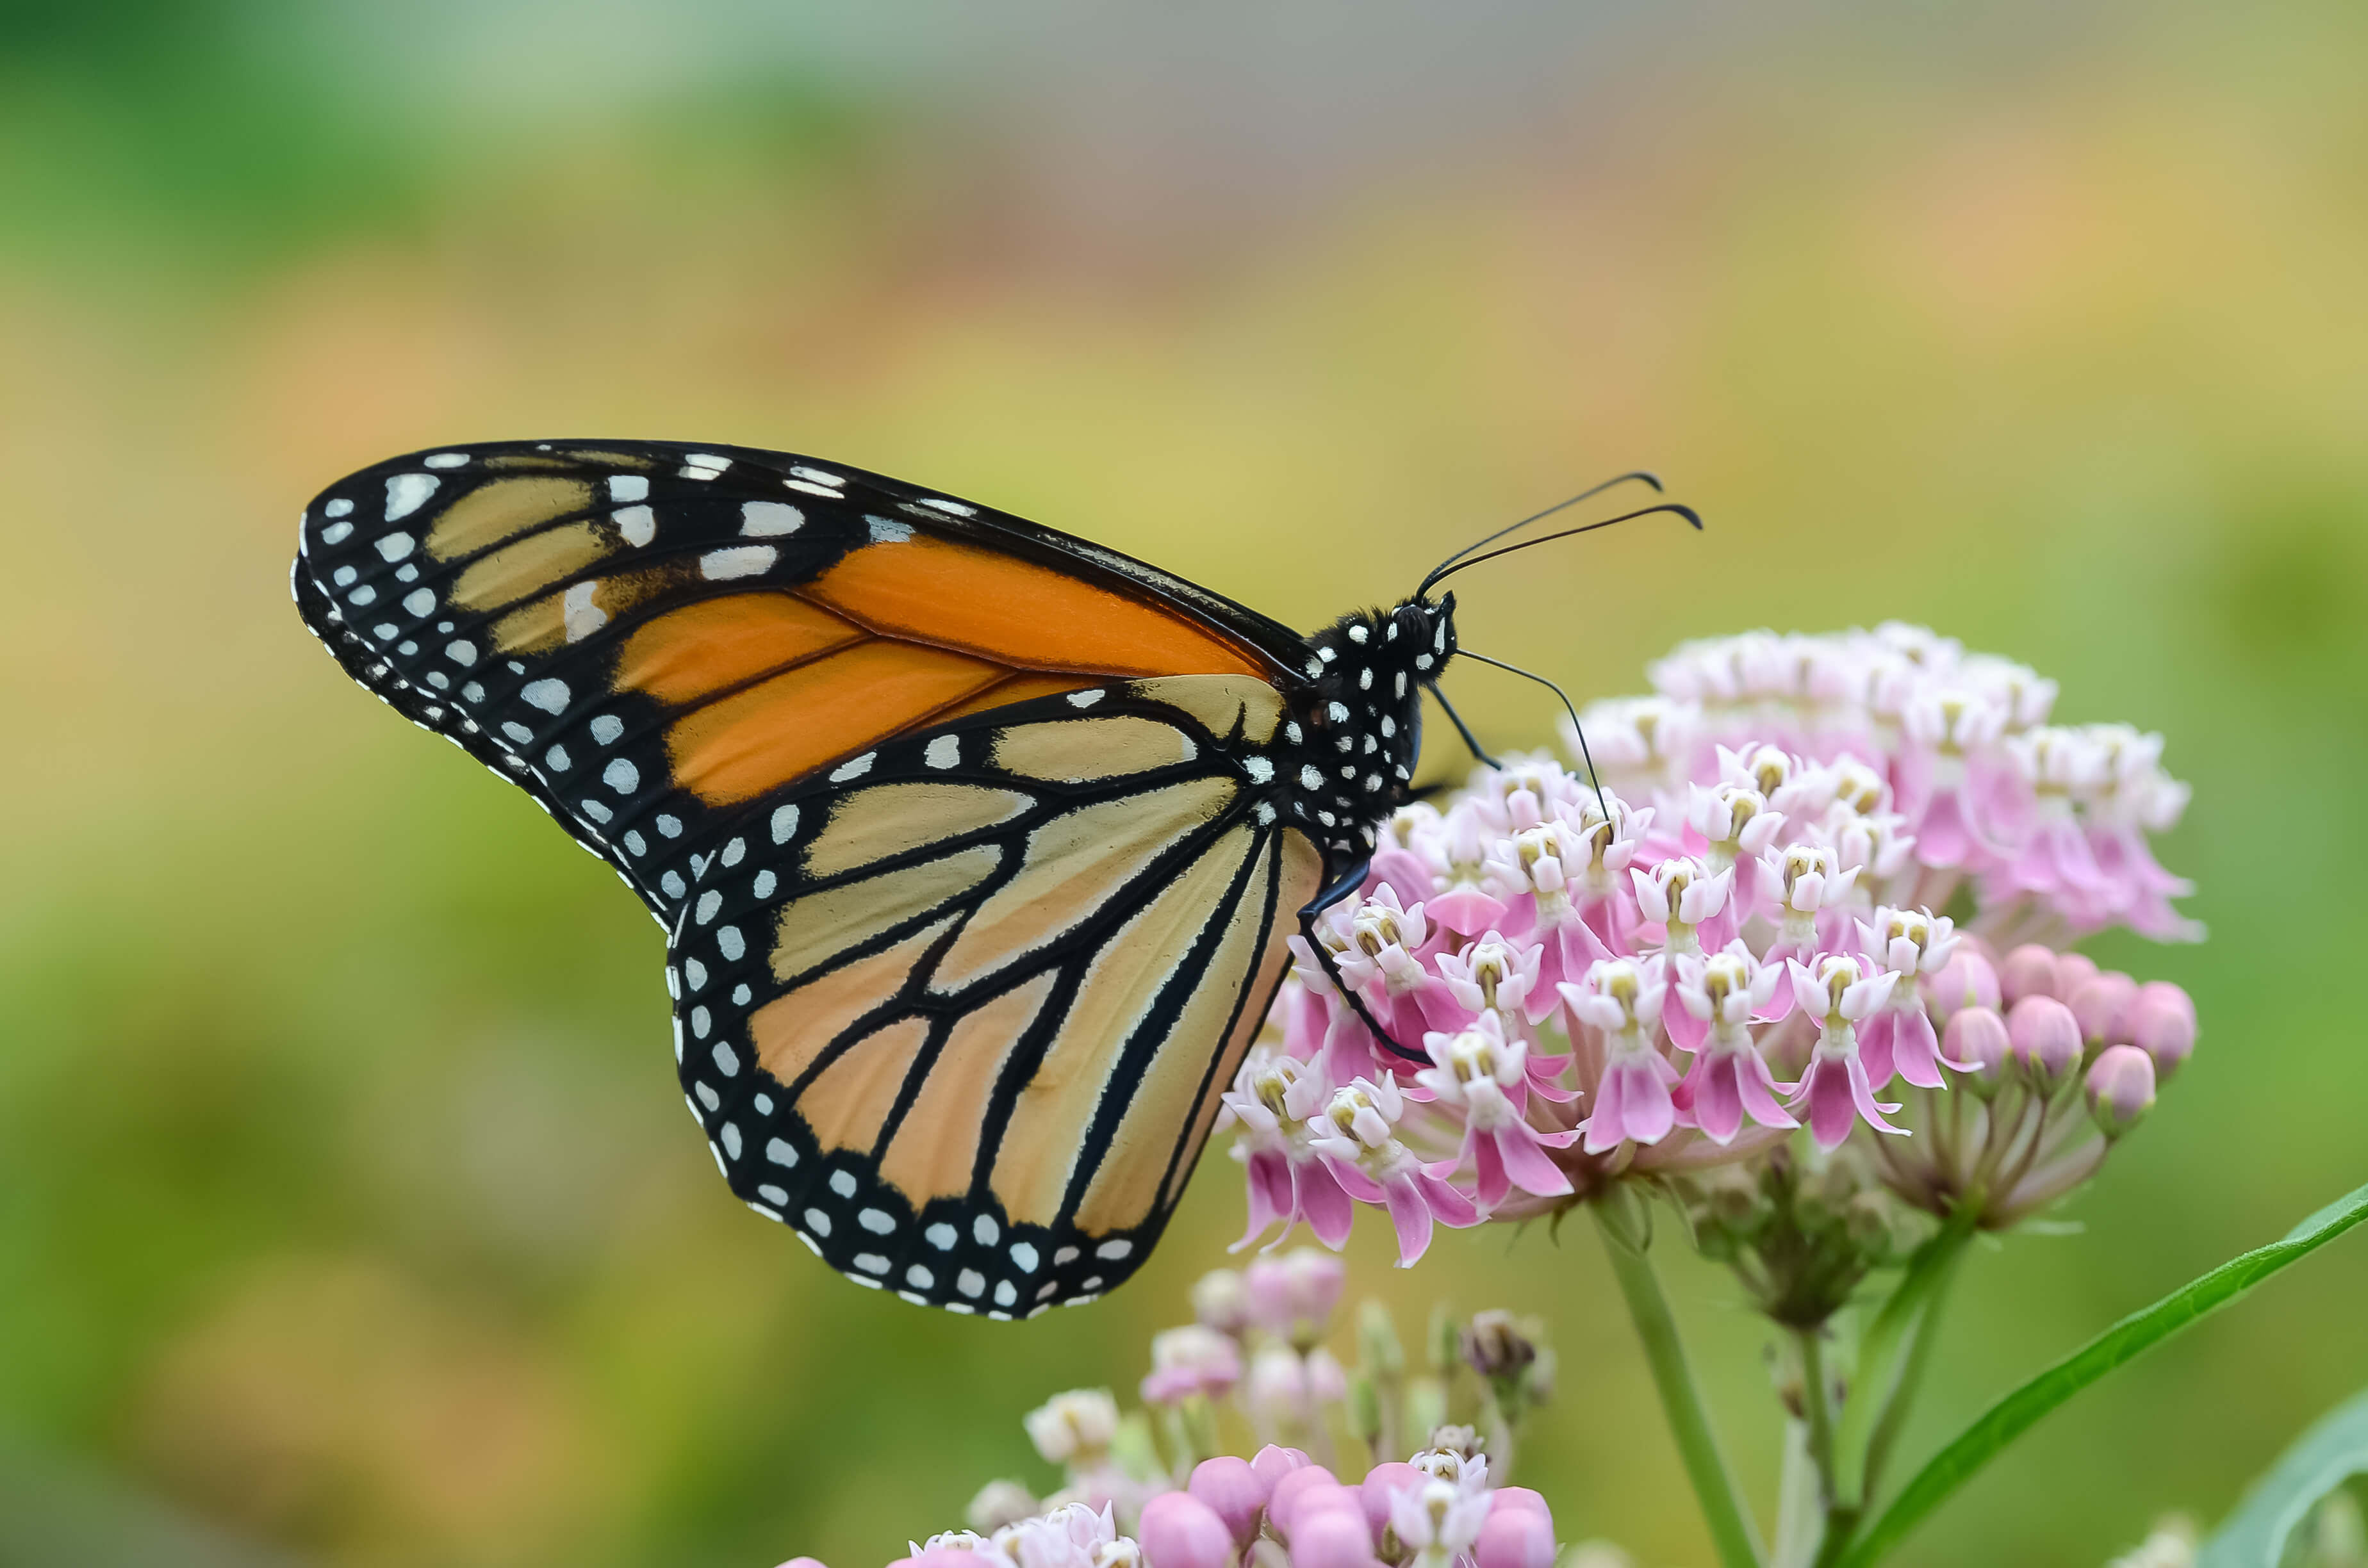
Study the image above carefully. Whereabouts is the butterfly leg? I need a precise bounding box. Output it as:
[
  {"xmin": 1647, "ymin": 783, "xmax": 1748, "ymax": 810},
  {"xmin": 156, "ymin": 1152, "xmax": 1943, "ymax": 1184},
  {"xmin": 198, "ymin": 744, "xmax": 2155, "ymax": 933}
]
[{"xmin": 1297, "ymin": 860, "xmax": 1427, "ymax": 1066}]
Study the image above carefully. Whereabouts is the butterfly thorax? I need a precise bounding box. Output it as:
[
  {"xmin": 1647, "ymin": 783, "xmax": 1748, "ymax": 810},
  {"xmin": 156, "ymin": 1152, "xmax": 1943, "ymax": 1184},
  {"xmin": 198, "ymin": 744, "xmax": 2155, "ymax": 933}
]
[{"xmin": 1278, "ymin": 594, "xmax": 1456, "ymax": 863}]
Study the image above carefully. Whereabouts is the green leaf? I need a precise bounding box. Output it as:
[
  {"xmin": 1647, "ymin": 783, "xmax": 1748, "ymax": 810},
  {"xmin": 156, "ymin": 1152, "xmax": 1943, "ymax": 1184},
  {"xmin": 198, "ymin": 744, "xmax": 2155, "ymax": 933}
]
[
  {"xmin": 1838, "ymin": 1181, "xmax": 2368, "ymax": 1568},
  {"xmin": 2196, "ymin": 1385, "xmax": 2368, "ymax": 1568}
]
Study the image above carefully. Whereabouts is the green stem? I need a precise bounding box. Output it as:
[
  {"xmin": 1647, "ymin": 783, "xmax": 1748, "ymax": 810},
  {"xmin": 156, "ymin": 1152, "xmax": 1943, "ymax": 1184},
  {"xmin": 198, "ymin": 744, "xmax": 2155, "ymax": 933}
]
[
  {"xmin": 1772, "ymin": 1421, "xmax": 1823, "ymax": 1568},
  {"xmin": 1795, "ymin": 1328, "xmax": 1836, "ymax": 1494},
  {"xmin": 1593, "ymin": 1198, "xmax": 1766, "ymax": 1568},
  {"xmin": 1829, "ymin": 1209, "xmax": 1980, "ymax": 1511}
]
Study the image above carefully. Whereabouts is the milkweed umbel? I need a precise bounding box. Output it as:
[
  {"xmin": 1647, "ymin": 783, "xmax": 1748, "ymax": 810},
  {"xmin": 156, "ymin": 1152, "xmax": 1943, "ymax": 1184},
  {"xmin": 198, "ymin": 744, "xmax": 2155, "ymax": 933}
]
[{"xmin": 292, "ymin": 441, "xmax": 1695, "ymax": 1316}]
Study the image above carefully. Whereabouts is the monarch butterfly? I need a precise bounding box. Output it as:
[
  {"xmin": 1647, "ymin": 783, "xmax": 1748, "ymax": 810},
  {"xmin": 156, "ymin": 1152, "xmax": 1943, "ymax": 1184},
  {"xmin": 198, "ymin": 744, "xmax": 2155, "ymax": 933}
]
[{"xmin": 291, "ymin": 440, "xmax": 1691, "ymax": 1316}]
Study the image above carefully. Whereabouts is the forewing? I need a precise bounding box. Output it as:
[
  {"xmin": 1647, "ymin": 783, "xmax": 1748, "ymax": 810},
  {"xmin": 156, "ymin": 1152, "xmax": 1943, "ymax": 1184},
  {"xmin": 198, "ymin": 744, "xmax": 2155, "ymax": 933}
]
[
  {"xmin": 290, "ymin": 441, "xmax": 1301, "ymax": 925},
  {"xmin": 668, "ymin": 676, "xmax": 1324, "ymax": 1313}
]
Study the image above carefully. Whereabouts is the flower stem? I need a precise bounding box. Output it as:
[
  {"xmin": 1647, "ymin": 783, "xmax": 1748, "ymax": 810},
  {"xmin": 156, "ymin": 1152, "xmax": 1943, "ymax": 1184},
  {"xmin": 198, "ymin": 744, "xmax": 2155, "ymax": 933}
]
[{"xmin": 1593, "ymin": 1197, "xmax": 1766, "ymax": 1568}]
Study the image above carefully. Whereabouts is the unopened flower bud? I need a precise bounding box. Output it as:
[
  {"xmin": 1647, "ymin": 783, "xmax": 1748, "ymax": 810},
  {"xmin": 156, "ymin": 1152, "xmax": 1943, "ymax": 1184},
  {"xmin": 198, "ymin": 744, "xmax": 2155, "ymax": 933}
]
[
  {"xmin": 2008, "ymin": 995, "xmax": 2082, "ymax": 1093},
  {"xmin": 1288, "ymin": 1503, "xmax": 1381, "ymax": 1568},
  {"xmin": 1249, "ymin": 1444, "xmax": 1311, "ymax": 1491},
  {"xmin": 1474, "ymin": 1502, "xmax": 1557, "ymax": 1568},
  {"xmin": 1267, "ymin": 1466, "xmax": 1345, "ymax": 1533},
  {"xmin": 1246, "ymin": 1249, "xmax": 1345, "ymax": 1346},
  {"xmin": 1187, "ymin": 1457, "xmax": 1269, "ymax": 1548},
  {"xmin": 2087, "ymin": 1043, "xmax": 2157, "ymax": 1137},
  {"xmin": 2070, "ymin": 972, "xmax": 2139, "ymax": 1045},
  {"xmin": 1459, "ymin": 1310, "xmax": 1538, "ymax": 1383},
  {"xmin": 1944, "ymin": 1006, "xmax": 2012, "ymax": 1098},
  {"xmin": 966, "ymin": 1480, "xmax": 1040, "ymax": 1533},
  {"xmin": 1999, "ymin": 945, "xmax": 2060, "ymax": 1004},
  {"xmin": 2129, "ymin": 990, "xmax": 2197, "ymax": 1082},
  {"xmin": 1424, "ymin": 1424, "xmax": 1484, "ymax": 1460},
  {"xmin": 1140, "ymin": 1492, "xmax": 1235, "ymax": 1568},
  {"xmin": 1923, "ymin": 950, "xmax": 2001, "ymax": 1020},
  {"xmin": 2055, "ymin": 951, "xmax": 2101, "ymax": 995},
  {"xmin": 1191, "ymin": 1268, "xmax": 1251, "ymax": 1336}
]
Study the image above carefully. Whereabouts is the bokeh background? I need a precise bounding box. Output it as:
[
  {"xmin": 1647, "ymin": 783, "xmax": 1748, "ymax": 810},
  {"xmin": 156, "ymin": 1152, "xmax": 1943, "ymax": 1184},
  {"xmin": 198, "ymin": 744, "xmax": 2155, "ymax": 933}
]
[{"xmin": 4, "ymin": 1, "xmax": 2365, "ymax": 1564}]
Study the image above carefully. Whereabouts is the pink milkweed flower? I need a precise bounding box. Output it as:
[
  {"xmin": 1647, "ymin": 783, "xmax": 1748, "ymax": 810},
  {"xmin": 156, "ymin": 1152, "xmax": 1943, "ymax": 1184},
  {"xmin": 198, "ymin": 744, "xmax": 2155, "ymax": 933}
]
[
  {"xmin": 1669, "ymin": 946, "xmax": 1797, "ymax": 1143},
  {"xmin": 1481, "ymin": 817, "xmax": 1627, "ymax": 994},
  {"xmin": 1304, "ymin": 1075, "xmax": 1483, "ymax": 1264},
  {"xmin": 1854, "ymin": 907, "xmax": 1964, "ymax": 1089},
  {"xmin": 1326, "ymin": 882, "xmax": 1461, "ymax": 1045},
  {"xmin": 1561, "ymin": 958, "xmax": 1681, "ymax": 1154},
  {"xmin": 1684, "ymin": 778, "xmax": 1787, "ymax": 912},
  {"xmin": 1390, "ymin": 1474, "xmax": 1494, "ymax": 1568},
  {"xmin": 1244, "ymin": 1248, "xmax": 1345, "ymax": 1345},
  {"xmin": 1222, "ymin": 1049, "xmax": 1356, "ymax": 1251},
  {"xmin": 1764, "ymin": 844, "xmax": 1859, "ymax": 960},
  {"xmin": 1895, "ymin": 685, "xmax": 2008, "ymax": 869},
  {"xmin": 1434, "ymin": 931, "xmax": 1556, "ymax": 1027},
  {"xmin": 1135, "ymin": 1492, "xmax": 1235, "ymax": 1568},
  {"xmin": 1784, "ymin": 954, "xmax": 1905, "ymax": 1148},
  {"xmin": 1631, "ymin": 855, "xmax": 1737, "ymax": 958},
  {"xmin": 1411, "ymin": 1016, "xmax": 1577, "ymax": 1209},
  {"xmin": 1139, "ymin": 1325, "xmax": 1242, "ymax": 1406},
  {"xmin": 2082, "ymin": 724, "xmax": 2203, "ymax": 940}
]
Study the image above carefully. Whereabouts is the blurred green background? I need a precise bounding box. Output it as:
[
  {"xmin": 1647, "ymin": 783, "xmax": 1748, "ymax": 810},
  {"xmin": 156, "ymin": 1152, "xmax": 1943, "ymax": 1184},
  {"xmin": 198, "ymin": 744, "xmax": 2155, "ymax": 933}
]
[{"xmin": 3, "ymin": 1, "xmax": 2364, "ymax": 1564}]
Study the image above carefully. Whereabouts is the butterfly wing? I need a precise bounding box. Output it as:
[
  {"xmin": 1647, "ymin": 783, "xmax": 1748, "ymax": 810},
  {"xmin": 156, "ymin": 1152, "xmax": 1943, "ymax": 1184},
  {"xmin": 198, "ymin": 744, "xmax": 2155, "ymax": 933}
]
[
  {"xmin": 674, "ymin": 674, "xmax": 1319, "ymax": 1314},
  {"xmin": 290, "ymin": 440, "xmax": 1313, "ymax": 926},
  {"xmin": 293, "ymin": 442, "xmax": 1333, "ymax": 1312}
]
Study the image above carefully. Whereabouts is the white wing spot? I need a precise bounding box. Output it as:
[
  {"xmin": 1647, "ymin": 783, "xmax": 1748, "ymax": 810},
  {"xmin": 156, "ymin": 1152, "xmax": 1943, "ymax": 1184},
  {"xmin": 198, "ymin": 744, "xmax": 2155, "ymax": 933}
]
[
  {"xmin": 866, "ymin": 516, "xmax": 914, "ymax": 543},
  {"xmin": 721, "ymin": 1122, "xmax": 743, "ymax": 1159},
  {"xmin": 859, "ymin": 1208, "xmax": 894, "ymax": 1235},
  {"xmin": 579, "ymin": 798, "xmax": 611, "ymax": 822},
  {"xmin": 403, "ymin": 589, "xmax": 434, "ymax": 616},
  {"xmin": 717, "ymin": 926, "xmax": 744, "ymax": 961},
  {"xmin": 1010, "ymin": 1241, "xmax": 1039, "ymax": 1272},
  {"xmin": 700, "ymin": 545, "xmax": 776, "ymax": 581},
  {"xmin": 829, "ymin": 753, "xmax": 875, "ymax": 782},
  {"xmin": 590, "ymin": 715, "xmax": 623, "ymax": 745},
  {"xmin": 925, "ymin": 1223, "xmax": 957, "ymax": 1250},
  {"xmin": 1067, "ymin": 690, "xmax": 1103, "ymax": 708},
  {"xmin": 422, "ymin": 452, "xmax": 468, "ymax": 469},
  {"xmin": 445, "ymin": 640, "xmax": 475, "ymax": 666},
  {"xmin": 828, "ymin": 1170, "xmax": 858, "ymax": 1198},
  {"xmin": 324, "ymin": 498, "xmax": 354, "ymax": 519},
  {"xmin": 919, "ymin": 498, "xmax": 974, "ymax": 516},
  {"xmin": 333, "ymin": 566, "xmax": 358, "ymax": 587},
  {"xmin": 957, "ymin": 1269, "xmax": 985, "ymax": 1298},
  {"xmin": 805, "ymin": 1208, "xmax": 832, "ymax": 1236},
  {"xmin": 720, "ymin": 837, "xmax": 746, "ymax": 867},
  {"xmin": 695, "ymin": 890, "xmax": 722, "ymax": 925},
  {"xmin": 753, "ymin": 869, "xmax": 777, "ymax": 899},
  {"xmin": 712, "ymin": 1040, "xmax": 740, "ymax": 1077},
  {"xmin": 854, "ymin": 1254, "xmax": 889, "ymax": 1275},
  {"xmin": 614, "ymin": 505, "xmax": 656, "ymax": 547},
  {"xmin": 924, "ymin": 735, "xmax": 960, "ymax": 769},
  {"xmin": 623, "ymin": 830, "xmax": 647, "ymax": 855},
  {"xmin": 757, "ymin": 1184, "xmax": 788, "ymax": 1205},
  {"xmin": 656, "ymin": 813, "xmax": 682, "ymax": 838},
  {"xmin": 993, "ymin": 1280, "xmax": 1018, "ymax": 1307},
  {"xmin": 1053, "ymin": 1246, "xmax": 1080, "ymax": 1265},
  {"xmin": 1300, "ymin": 764, "xmax": 1325, "ymax": 790},
  {"xmin": 1096, "ymin": 1239, "xmax": 1133, "ymax": 1261},
  {"xmin": 375, "ymin": 532, "xmax": 416, "ymax": 562},
  {"xmin": 661, "ymin": 870, "xmax": 687, "ymax": 899},
  {"xmin": 691, "ymin": 1006, "xmax": 711, "ymax": 1038},
  {"xmin": 1243, "ymin": 756, "xmax": 1274, "ymax": 784},
  {"xmin": 1347, "ymin": 623, "xmax": 1369, "ymax": 644},
  {"xmin": 767, "ymin": 1138, "xmax": 798, "ymax": 1166},
  {"xmin": 608, "ymin": 475, "xmax": 649, "ymax": 502},
  {"xmin": 566, "ymin": 582, "xmax": 611, "ymax": 644},
  {"xmin": 522, "ymin": 678, "xmax": 569, "ymax": 714},
  {"xmin": 906, "ymin": 1264, "xmax": 935, "ymax": 1289},
  {"xmin": 741, "ymin": 501, "xmax": 803, "ymax": 537},
  {"xmin": 384, "ymin": 474, "xmax": 437, "ymax": 521},
  {"xmin": 770, "ymin": 804, "xmax": 800, "ymax": 844},
  {"xmin": 320, "ymin": 521, "xmax": 354, "ymax": 545},
  {"xmin": 784, "ymin": 480, "xmax": 839, "ymax": 498},
  {"xmin": 684, "ymin": 958, "xmax": 707, "ymax": 990},
  {"xmin": 681, "ymin": 453, "xmax": 732, "ymax": 479},
  {"xmin": 695, "ymin": 1081, "xmax": 721, "ymax": 1111},
  {"xmin": 544, "ymin": 744, "xmax": 571, "ymax": 771},
  {"xmin": 500, "ymin": 721, "xmax": 534, "ymax": 744},
  {"xmin": 973, "ymin": 1215, "xmax": 1000, "ymax": 1246},
  {"xmin": 604, "ymin": 757, "xmax": 639, "ymax": 794}
]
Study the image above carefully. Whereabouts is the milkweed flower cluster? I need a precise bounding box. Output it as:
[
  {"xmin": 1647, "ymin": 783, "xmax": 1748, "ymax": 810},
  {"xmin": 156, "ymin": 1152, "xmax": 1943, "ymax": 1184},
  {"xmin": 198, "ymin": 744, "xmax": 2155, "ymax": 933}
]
[
  {"xmin": 775, "ymin": 1257, "xmax": 1580, "ymax": 1568},
  {"xmin": 1221, "ymin": 623, "xmax": 2199, "ymax": 1274}
]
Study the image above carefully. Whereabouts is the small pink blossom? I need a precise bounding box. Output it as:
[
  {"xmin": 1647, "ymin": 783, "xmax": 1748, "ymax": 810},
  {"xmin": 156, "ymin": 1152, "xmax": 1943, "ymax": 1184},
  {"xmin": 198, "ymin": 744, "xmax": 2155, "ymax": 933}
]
[
  {"xmin": 1670, "ymin": 947, "xmax": 1797, "ymax": 1143},
  {"xmin": 1561, "ymin": 958, "xmax": 1681, "ymax": 1154},
  {"xmin": 1785, "ymin": 954, "xmax": 1905, "ymax": 1148}
]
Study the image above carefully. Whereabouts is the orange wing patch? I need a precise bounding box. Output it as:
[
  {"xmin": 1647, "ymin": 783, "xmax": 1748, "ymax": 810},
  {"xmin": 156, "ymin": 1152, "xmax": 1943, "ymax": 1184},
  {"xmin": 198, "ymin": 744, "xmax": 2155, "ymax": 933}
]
[{"xmin": 809, "ymin": 534, "xmax": 1265, "ymax": 678}]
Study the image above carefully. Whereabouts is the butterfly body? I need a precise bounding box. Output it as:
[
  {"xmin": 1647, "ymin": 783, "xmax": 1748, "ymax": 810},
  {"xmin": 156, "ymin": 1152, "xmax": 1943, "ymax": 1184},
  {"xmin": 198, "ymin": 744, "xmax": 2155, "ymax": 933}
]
[{"xmin": 292, "ymin": 441, "xmax": 1457, "ymax": 1313}]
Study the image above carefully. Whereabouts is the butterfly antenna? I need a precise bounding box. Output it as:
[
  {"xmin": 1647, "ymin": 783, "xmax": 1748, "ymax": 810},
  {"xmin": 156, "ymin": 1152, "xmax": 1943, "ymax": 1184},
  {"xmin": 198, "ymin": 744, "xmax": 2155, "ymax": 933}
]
[
  {"xmin": 1422, "ymin": 503, "xmax": 1703, "ymax": 596},
  {"xmin": 1421, "ymin": 473, "xmax": 1664, "ymax": 594},
  {"xmin": 1456, "ymin": 648, "xmax": 1612, "ymax": 821}
]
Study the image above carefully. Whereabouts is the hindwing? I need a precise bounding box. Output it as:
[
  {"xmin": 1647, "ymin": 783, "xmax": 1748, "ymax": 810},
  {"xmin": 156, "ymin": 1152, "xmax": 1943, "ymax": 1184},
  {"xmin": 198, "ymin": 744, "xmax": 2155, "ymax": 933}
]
[{"xmin": 669, "ymin": 676, "xmax": 1322, "ymax": 1312}]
